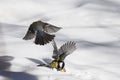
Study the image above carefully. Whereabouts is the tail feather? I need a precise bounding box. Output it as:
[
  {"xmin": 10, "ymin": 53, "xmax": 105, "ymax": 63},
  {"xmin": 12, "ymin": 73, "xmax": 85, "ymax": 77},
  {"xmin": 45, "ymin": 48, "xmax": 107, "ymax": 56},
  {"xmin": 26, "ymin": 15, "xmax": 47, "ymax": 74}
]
[
  {"xmin": 35, "ymin": 31, "xmax": 55, "ymax": 45},
  {"xmin": 44, "ymin": 33, "xmax": 51, "ymax": 43}
]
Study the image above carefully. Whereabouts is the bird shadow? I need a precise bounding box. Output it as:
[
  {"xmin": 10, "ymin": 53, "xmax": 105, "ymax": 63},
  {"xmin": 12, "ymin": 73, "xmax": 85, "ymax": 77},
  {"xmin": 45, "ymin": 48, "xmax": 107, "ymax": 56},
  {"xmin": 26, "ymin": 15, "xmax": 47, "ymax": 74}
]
[
  {"xmin": 0, "ymin": 56, "xmax": 38, "ymax": 80},
  {"xmin": 0, "ymin": 56, "xmax": 14, "ymax": 71},
  {"xmin": 0, "ymin": 71, "xmax": 38, "ymax": 80}
]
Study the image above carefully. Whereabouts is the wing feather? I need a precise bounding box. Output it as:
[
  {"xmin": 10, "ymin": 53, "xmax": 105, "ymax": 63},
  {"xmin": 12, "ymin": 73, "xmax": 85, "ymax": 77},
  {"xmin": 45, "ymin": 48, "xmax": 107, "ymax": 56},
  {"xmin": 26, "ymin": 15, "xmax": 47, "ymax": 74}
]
[
  {"xmin": 44, "ymin": 23, "xmax": 62, "ymax": 33},
  {"xmin": 58, "ymin": 41, "xmax": 76, "ymax": 60}
]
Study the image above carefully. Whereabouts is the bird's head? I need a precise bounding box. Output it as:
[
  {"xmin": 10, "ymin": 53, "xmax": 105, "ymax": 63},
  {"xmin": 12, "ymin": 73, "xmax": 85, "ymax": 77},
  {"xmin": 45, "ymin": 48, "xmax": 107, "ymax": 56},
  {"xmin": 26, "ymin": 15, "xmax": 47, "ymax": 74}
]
[{"xmin": 51, "ymin": 60, "xmax": 65, "ymax": 72}]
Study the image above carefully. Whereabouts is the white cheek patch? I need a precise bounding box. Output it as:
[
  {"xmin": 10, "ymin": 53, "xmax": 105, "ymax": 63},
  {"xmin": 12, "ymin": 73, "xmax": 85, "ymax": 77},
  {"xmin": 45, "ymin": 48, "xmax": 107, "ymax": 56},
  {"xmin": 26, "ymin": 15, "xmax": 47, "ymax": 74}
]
[{"xmin": 59, "ymin": 62, "xmax": 63, "ymax": 67}]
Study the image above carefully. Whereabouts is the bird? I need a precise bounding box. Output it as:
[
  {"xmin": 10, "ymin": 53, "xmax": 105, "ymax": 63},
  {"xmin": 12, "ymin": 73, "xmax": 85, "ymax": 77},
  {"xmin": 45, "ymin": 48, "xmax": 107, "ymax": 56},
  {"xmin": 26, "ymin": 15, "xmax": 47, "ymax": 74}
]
[
  {"xmin": 23, "ymin": 20, "xmax": 62, "ymax": 45},
  {"xmin": 50, "ymin": 40, "xmax": 77, "ymax": 72},
  {"xmin": 37, "ymin": 40, "xmax": 76, "ymax": 72}
]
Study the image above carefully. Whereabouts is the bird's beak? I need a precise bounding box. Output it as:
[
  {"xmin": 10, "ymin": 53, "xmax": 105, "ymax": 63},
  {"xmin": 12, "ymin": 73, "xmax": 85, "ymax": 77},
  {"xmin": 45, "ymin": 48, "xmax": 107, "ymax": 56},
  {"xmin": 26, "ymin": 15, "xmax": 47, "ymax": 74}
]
[{"xmin": 60, "ymin": 68, "xmax": 66, "ymax": 72}]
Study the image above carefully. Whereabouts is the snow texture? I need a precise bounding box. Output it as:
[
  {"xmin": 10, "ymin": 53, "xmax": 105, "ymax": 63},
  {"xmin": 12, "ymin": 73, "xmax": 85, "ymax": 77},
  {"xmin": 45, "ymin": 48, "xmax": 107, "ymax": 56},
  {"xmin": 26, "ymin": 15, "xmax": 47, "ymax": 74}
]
[{"xmin": 0, "ymin": 0, "xmax": 120, "ymax": 80}]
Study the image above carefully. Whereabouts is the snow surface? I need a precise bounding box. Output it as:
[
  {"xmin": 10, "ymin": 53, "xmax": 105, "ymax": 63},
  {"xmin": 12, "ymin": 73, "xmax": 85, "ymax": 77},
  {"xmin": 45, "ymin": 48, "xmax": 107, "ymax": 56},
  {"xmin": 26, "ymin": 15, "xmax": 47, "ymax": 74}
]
[{"xmin": 0, "ymin": 0, "xmax": 120, "ymax": 80}]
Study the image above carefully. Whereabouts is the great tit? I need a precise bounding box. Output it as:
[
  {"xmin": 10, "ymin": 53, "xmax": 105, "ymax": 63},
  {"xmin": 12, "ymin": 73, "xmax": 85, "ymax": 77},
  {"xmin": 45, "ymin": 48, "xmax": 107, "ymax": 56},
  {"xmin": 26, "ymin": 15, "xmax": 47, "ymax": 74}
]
[
  {"xmin": 51, "ymin": 40, "xmax": 76, "ymax": 72},
  {"xmin": 23, "ymin": 20, "xmax": 62, "ymax": 45}
]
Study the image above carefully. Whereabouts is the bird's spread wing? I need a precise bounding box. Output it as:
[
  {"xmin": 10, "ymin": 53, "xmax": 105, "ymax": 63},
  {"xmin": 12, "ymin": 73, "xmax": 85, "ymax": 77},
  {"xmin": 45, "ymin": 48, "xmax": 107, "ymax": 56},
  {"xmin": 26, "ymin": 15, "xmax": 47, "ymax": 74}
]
[
  {"xmin": 58, "ymin": 41, "xmax": 76, "ymax": 60},
  {"xmin": 23, "ymin": 23, "xmax": 36, "ymax": 40},
  {"xmin": 34, "ymin": 31, "xmax": 55, "ymax": 45},
  {"xmin": 43, "ymin": 23, "xmax": 62, "ymax": 33},
  {"xmin": 52, "ymin": 40, "xmax": 59, "ymax": 59}
]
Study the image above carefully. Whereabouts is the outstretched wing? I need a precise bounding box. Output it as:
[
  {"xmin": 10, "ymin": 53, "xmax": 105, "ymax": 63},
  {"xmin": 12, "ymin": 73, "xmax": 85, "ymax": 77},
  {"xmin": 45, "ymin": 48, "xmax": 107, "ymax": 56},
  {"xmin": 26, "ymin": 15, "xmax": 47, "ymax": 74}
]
[
  {"xmin": 58, "ymin": 41, "xmax": 76, "ymax": 60},
  {"xmin": 52, "ymin": 40, "xmax": 59, "ymax": 59},
  {"xmin": 43, "ymin": 23, "xmax": 62, "ymax": 33},
  {"xmin": 23, "ymin": 23, "xmax": 36, "ymax": 40}
]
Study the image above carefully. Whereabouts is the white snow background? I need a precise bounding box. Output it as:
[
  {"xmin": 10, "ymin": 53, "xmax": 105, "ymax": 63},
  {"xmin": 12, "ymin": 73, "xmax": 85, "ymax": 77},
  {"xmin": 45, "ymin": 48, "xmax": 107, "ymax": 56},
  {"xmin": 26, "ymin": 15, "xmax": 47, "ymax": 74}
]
[{"xmin": 0, "ymin": 0, "xmax": 120, "ymax": 80}]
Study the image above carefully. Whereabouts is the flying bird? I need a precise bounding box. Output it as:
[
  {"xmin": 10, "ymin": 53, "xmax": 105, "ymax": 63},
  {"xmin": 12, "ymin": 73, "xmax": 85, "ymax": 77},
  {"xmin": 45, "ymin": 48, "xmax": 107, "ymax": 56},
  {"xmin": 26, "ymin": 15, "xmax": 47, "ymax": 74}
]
[
  {"xmin": 51, "ymin": 40, "xmax": 77, "ymax": 72},
  {"xmin": 37, "ymin": 40, "xmax": 76, "ymax": 72},
  {"xmin": 23, "ymin": 20, "xmax": 62, "ymax": 45}
]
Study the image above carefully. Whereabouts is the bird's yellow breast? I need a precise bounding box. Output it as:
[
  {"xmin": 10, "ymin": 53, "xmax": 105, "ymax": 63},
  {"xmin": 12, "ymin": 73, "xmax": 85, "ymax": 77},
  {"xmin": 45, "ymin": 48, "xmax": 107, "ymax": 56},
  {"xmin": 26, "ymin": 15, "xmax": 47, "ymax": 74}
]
[{"xmin": 51, "ymin": 61, "xmax": 58, "ymax": 68}]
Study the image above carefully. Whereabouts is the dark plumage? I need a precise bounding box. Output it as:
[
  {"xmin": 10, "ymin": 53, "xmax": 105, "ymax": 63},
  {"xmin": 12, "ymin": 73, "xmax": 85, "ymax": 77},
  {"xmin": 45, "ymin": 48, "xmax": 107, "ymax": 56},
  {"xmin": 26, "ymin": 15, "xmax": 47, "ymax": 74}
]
[{"xmin": 23, "ymin": 20, "xmax": 62, "ymax": 45}]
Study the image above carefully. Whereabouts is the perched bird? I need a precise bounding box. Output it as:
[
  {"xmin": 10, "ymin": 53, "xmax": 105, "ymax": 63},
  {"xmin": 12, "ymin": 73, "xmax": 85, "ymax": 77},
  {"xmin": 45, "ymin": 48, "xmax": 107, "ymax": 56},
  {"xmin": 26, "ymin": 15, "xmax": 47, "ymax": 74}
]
[
  {"xmin": 23, "ymin": 20, "xmax": 62, "ymax": 45},
  {"xmin": 50, "ymin": 40, "xmax": 77, "ymax": 72},
  {"xmin": 37, "ymin": 40, "xmax": 76, "ymax": 72}
]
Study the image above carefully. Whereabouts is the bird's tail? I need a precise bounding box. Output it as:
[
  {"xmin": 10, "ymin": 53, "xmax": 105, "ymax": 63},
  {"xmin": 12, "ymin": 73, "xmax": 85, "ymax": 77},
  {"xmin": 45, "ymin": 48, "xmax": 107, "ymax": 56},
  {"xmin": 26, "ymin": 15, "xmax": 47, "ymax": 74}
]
[{"xmin": 35, "ymin": 31, "xmax": 55, "ymax": 45}]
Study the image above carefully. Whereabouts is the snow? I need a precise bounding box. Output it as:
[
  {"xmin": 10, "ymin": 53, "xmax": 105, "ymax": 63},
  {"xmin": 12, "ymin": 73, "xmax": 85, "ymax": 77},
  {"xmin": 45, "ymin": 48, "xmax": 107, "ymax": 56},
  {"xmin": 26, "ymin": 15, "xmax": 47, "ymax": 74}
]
[{"xmin": 0, "ymin": 0, "xmax": 120, "ymax": 80}]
